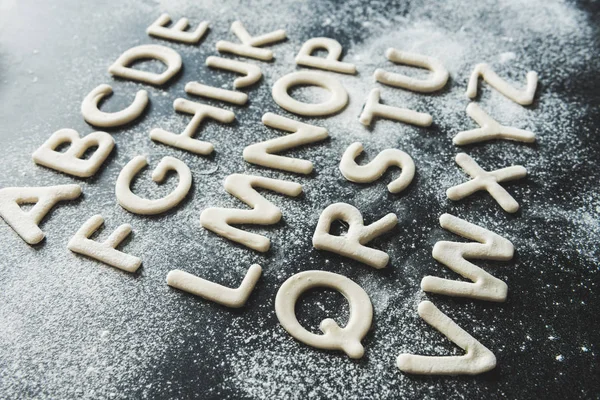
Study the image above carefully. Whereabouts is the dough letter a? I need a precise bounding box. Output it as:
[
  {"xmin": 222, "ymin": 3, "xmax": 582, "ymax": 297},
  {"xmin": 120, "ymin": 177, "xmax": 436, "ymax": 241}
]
[{"xmin": 108, "ymin": 44, "xmax": 182, "ymax": 86}]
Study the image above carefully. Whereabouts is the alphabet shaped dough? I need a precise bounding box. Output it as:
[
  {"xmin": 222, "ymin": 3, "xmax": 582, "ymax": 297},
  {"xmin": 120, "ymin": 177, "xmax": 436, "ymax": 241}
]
[
  {"xmin": 146, "ymin": 13, "xmax": 209, "ymax": 44},
  {"xmin": 421, "ymin": 213, "xmax": 514, "ymax": 302},
  {"xmin": 339, "ymin": 142, "xmax": 415, "ymax": 194},
  {"xmin": 200, "ymin": 174, "xmax": 302, "ymax": 252},
  {"xmin": 359, "ymin": 88, "xmax": 432, "ymax": 127},
  {"xmin": 150, "ymin": 98, "xmax": 235, "ymax": 155},
  {"xmin": 275, "ymin": 270, "xmax": 373, "ymax": 359},
  {"xmin": 108, "ymin": 44, "xmax": 182, "ymax": 86},
  {"xmin": 185, "ymin": 81, "xmax": 248, "ymax": 105},
  {"xmin": 0, "ymin": 184, "xmax": 81, "ymax": 244},
  {"xmin": 32, "ymin": 129, "xmax": 114, "ymax": 178},
  {"xmin": 205, "ymin": 56, "xmax": 262, "ymax": 88},
  {"xmin": 374, "ymin": 48, "xmax": 449, "ymax": 93},
  {"xmin": 447, "ymin": 153, "xmax": 527, "ymax": 213},
  {"xmin": 243, "ymin": 113, "xmax": 328, "ymax": 174},
  {"xmin": 167, "ymin": 264, "xmax": 261, "ymax": 308},
  {"xmin": 312, "ymin": 203, "xmax": 397, "ymax": 269},
  {"xmin": 68, "ymin": 214, "xmax": 141, "ymax": 273},
  {"xmin": 272, "ymin": 71, "xmax": 348, "ymax": 117},
  {"xmin": 295, "ymin": 37, "xmax": 356, "ymax": 75},
  {"xmin": 453, "ymin": 103, "xmax": 535, "ymax": 145},
  {"xmin": 396, "ymin": 301, "xmax": 496, "ymax": 375},
  {"xmin": 81, "ymin": 84, "xmax": 149, "ymax": 128},
  {"xmin": 116, "ymin": 155, "xmax": 192, "ymax": 215},
  {"xmin": 466, "ymin": 63, "xmax": 538, "ymax": 106},
  {"xmin": 216, "ymin": 21, "xmax": 286, "ymax": 61}
]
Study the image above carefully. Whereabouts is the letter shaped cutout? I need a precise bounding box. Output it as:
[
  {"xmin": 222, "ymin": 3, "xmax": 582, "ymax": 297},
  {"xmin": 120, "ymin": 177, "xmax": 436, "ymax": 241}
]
[
  {"xmin": 359, "ymin": 88, "xmax": 432, "ymax": 127},
  {"xmin": 466, "ymin": 63, "xmax": 538, "ymax": 106},
  {"xmin": 108, "ymin": 44, "xmax": 182, "ymax": 86},
  {"xmin": 312, "ymin": 203, "xmax": 397, "ymax": 269},
  {"xmin": 374, "ymin": 48, "xmax": 449, "ymax": 92},
  {"xmin": 81, "ymin": 84, "xmax": 149, "ymax": 128},
  {"xmin": 200, "ymin": 174, "xmax": 303, "ymax": 252},
  {"xmin": 243, "ymin": 113, "xmax": 328, "ymax": 174},
  {"xmin": 295, "ymin": 37, "xmax": 356, "ymax": 75},
  {"xmin": 115, "ymin": 155, "xmax": 192, "ymax": 215},
  {"xmin": 146, "ymin": 13, "xmax": 209, "ymax": 44},
  {"xmin": 206, "ymin": 56, "xmax": 262, "ymax": 89},
  {"xmin": 216, "ymin": 21, "xmax": 286, "ymax": 61},
  {"xmin": 185, "ymin": 81, "xmax": 248, "ymax": 106},
  {"xmin": 150, "ymin": 98, "xmax": 235, "ymax": 155},
  {"xmin": 396, "ymin": 301, "xmax": 496, "ymax": 375},
  {"xmin": 0, "ymin": 184, "xmax": 81, "ymax": 244},
  {"xmin": 68, "ymin": 214, "xmax": 142, "ymax": 273},
  {"xmin": 167, "ymin": 264, "xmax": 262, "ymax": 308},
  {"xmin": 32, "ymin": 129, "xmax": 114, "ymax": 178},
  {"xmin": 420, "ymin": 213, "xmax": 514, "ymax": 302},
  {"xmin": 339, "ymin": 142, "xmax": 415, "ymax": 194},
  {"xmin": 275, "ymin": 270, "xmax": 373, "ymax": 359}
]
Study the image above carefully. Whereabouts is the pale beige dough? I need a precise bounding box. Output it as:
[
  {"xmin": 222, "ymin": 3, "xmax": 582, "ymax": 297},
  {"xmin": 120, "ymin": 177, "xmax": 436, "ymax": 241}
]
[
  {"xmin": 32, "ymin": 129, "xmax": 114, "ymax": 178},
  {"xmin": 243, "ymin": 113, "xmax": 328, "ymax": 174},
  {"xmin": 116, "ymin": 155, "xmax": 192, "ymax": 215},
  {"xmin": 295, "ymin": 37, "xmax": 356, "ymax": 75},
  {"xmin": 466, "ymin": 63, "xmax": 538, "ymax": 106},
  {"xmin": 374, "ymin": 48, "xmax": 449, "ymax": 92},
  {"xmin": 272, "ymin": 71, "xmax": 348, "ymax": 117},
  {"xmin": 359, "ymin": 88, "xmax": 432, "ymax": 127},
  {"xmin": 421, "ymin": 213, "xmax": 514, "ymax": 302},
  {"xmin": 81, "ymin": 84, "xmax": 149, "ymax": 128},
  {"xmin": 312, "ymin": 203, "xmax": 397, "ymax": 269},
  {"xmin": 205, "ymin": 56, "xmax": 262, "ymax": 89},
  {"xmin": 216, "ymin": 21, "xmax": 286, "ymax": 61},
  {"xmin": 150, "ymin": 98, "xmax": 235, "ymax": 155},
  {"xmin": 453, "ymin": 102, "xmax": 535, "ymax": 145},
  {"xmin": 146, "ymin": 13, "xmax": 209, "ymax": 44},
  {"xmin": 339, "ymin": 142, "xmax": 415, "ymax": 194},
  {"xmin": 447, "ymin": 153, "xmax": 527, "ymax": 213},
  {"xmin": 108, "ymin": 44, "xmax": 182, "ymax": 86},
  {"xmin": 167, "ymin": 264, "xmax": 262, "ymax": 308},
  {"xmin": 185, "ymin": 81, "xmax": 248, "ymax": 105},
  {"xmin": 0, "ymin": 184, "xmax": 81, "ymax": 244},
  {"xmin": 68, "ymin": 214, "xmax": 141, "ymax": 273},
  {"xmin": 396, "ymin": 301, "xmax": 496, "ymax": 375},
  {"xmin": 200, "ymin": 174, "xmax": 302, "ymax": 252},
  {"xmin": 275, "ymin": 270, "xmax": 373, "ymax": 359}
]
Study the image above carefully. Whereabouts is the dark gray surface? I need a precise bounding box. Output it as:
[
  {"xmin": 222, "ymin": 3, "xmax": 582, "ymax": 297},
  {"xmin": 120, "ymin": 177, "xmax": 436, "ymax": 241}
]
[{"xmin": 0, "ymin": 0, "xmax": 598, "ymax": 399}]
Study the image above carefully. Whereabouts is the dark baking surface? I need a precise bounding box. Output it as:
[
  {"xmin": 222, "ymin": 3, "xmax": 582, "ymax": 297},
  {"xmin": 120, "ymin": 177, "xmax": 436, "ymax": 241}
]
[{"xmin": 0, "ymin": 0, "xmax": 598, "ymax": 399}]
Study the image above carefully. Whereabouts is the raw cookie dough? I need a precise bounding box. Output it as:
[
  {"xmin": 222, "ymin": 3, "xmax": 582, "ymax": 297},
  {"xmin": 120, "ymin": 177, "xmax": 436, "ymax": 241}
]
[
  {"xmin": 67, "ymin": 214, "xmax": 141, "ymax": 273},
  {"xmin": 295, "ymin": 37, "xmax": 356, "ymax": 75},
  {"xmin": 0, "ymin": 184, "xmax": 81, "ymax": 244},
  {"xmin": 453, "ymin": 102, "xmax": 535, "ymax": 145},
  {"xmin": 374, "ymin": 48, "xmax": 449, "ymax": 92},
  {"xmin": 312, "ymin": 203, "xmax": 397, "ymax": 269},
  {"xmin": 167, "ymin": 264, "xmax": 262, "ymax": 308},
  {"xmin": 185, "ymin": 81, "xmax": 248, "ymax": 105},
  {"xmin": 359, "ymin": 88, "xmax": 432, "ymax": 127},
  {"xmin": 466, "ymin": 63, "xmax": 538, "ymax": 106},
  {"xmin": 216, "ymin": 21, "xmax": 286, "ymax": 61},
  {"xmin": 115, "ymin": 155, "xmax": 192, "ymax": 215},
  {"xmin": 243, "ymin": 113, "xmax": 328, "ymax": 174},
  {"xmin": 81, "ymin": 84, "xmax": 149, "ymax": 128},
  {"xmin": 108, "ymin": 44, "xmax": 182, "ymax": 86},
  {"xmin": 275, "ymin": 270, "xmax": 373, "ymax": 359},
  {"xmin": 447, "ymin": 153, "xmax": 527, "ymax": 213},
  {"xmin": 339, "ymin": 142, "xmax": 415, "ymax": 194},
  {"xmin": 200, "ymin": 174, "xmax": 302, "ymax": 252},
  {"xmin": 421, "ymin": 213, "xmax": 514, "ymax": 302},
  {"xmin": 272, "ymin": 71, "xmax": 348, "ymax": 117},
  {"xmin": 146, "ymin": 13, "xmax": 209, "ymax": 44},
  {"xmin": 205, "ymin": 56, "xmax": 262, "ymax": 88},
  {"xmin": 150, "ymin": 98, "xmax": 235, "ymax": 155},
  {"xmin": 396, "ymin": 301, "xmax": 496, "ymax": 375},
  {"xmin": 32, "ymin": 129, "xmax": 114, "ymax": 178}
]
